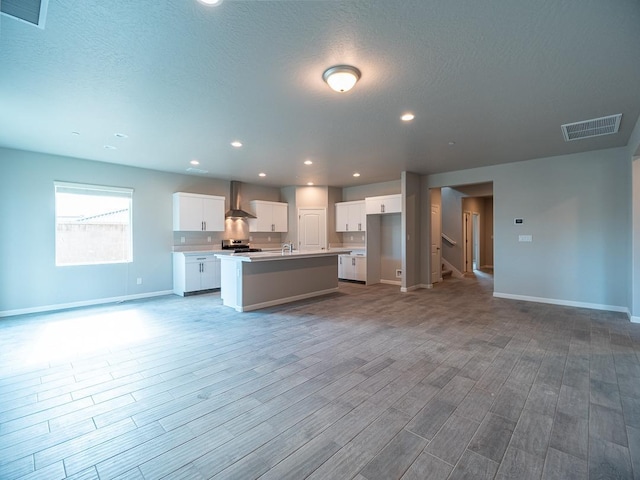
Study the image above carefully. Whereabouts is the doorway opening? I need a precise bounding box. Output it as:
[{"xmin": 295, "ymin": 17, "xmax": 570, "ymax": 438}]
[{"xmin": 429, "ymin": 183, "xmax": 494, "ymax": 287}]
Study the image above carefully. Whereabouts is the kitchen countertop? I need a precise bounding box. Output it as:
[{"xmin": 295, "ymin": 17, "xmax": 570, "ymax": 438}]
[
  {"xmin": 216, "ymin": 249, "xmax": 354, "ymax": 262},
  {"xmin": 173, "ymin": 249, "xmax": 226, "ymax": 255}
]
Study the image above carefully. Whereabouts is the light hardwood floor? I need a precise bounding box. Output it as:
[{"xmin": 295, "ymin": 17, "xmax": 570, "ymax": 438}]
[{"xmin": 1, "ymin": 272, "xmax": 639, "ymax": 479}]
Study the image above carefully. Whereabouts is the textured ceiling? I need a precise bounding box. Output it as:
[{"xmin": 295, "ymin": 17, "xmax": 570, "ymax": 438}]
[{"xmin": 1, "ymin": 0, "xmax": 639, "ymax": 187}]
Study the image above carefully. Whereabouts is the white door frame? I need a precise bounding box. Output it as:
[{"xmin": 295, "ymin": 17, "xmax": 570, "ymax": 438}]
[{"xmin": 463, "ymin": 211, "xmax": 472, "ymax": 273}]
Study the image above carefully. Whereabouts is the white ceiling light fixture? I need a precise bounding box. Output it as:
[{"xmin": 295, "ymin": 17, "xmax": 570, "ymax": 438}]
[
  {"xmin": 307, "ymin": 182, "xmax": 314, "ymax": 186},
  {"xmin": 258, "ymin": 172, "xmax": 266, "ymax": 177},
  {"xmin": 304, "ymin": 160, "xmax": 313, "ymax": 165},
  {"xmin": 401, "ymin": 113, "xmax": 415, "ymax": 122},
  {"xmin": 231, "ymin": 141, "xmax": 243, "ymax": 148},
  {"xmin": 190, "ymin": 160, "xmax": 200, "ymax": 165},
  {"xmin": 322, "ymin": 65, "xmax": 361, "ymax": 93},
  {"xmin": 197, "ymin": 0, "xmax": 223, "ymax": 6}
]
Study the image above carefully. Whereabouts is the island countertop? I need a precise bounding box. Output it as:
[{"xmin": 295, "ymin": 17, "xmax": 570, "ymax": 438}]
[
  {"xmin": 217, "ymin": 249, "xmax": 352, "ymax": 312},
  {"xmin": 215, "ymin": 249, "xmax": 353, "ymax": 262}
]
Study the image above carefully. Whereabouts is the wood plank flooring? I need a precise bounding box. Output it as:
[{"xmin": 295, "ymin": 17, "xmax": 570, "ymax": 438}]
[{"xmin": 1, "ymin": 272, "xmax": 639, "ymax": 479}]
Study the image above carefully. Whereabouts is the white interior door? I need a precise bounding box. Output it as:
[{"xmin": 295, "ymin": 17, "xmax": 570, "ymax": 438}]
[
  {"xmin": 298, "ymin": 208, "xmax": 326, "ymax": 251},
  {"xmin": 431, "ymin": 204, "xmax": 441, "ymax": 283}
]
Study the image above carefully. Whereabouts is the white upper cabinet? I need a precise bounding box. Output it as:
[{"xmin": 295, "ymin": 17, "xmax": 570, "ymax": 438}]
[
  {"xmin": 365, "ymin": 194, "xmax": 402, "ymax": 215},
  {"xmin": 173, "ymin": 192, "xmax": 225, "ymax": 231},
  {"xmin": 248, "ymin": 200, "xmax": 288, "ymax": 232},
  {"xmin": 335, "ymin": 200, "xmax": 366, "ymax": 232}
]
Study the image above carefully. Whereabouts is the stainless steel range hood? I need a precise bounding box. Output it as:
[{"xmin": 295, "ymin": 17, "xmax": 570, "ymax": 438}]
[{"xmin": 225, "ymin": 181, "xmax": 256, "ymax": 219}]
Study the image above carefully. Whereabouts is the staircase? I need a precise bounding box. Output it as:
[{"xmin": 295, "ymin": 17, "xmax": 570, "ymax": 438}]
[{"xmin": 442, "ymin": 263, "xmax": 452, "ymax": 279}]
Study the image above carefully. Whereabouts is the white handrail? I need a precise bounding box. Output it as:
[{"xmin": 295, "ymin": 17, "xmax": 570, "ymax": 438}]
[{"xmin": 441, "ymin": 233, "xmax": 457, "ymax": 245}]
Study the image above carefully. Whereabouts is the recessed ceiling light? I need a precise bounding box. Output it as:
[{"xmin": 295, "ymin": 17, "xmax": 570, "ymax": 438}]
[
  {"xmin": 231, "ymin": 141, "xmax": 243, "ymax": 148},
  {"xmin": 114, "ymin": 133, "xmax": 128, "ymax": 139},
  {"xmin": 71, "ymin": 131, "xmax": 80, "ymax": 136},
  {"xmin": 190, "ymin": 160, "xmax": 200, "ymax": 165},
  {"xmin": 198, "ymin": 0, "xmax": 223, "ymax": 6},
  {"xmin": 353, "ymin": 173, "xmax": 361, "ymax": 177},
  {"xmin": 304, "ymin": 160, "xmax": 313, "ymax": 165},
  {"xmin": 103, "ymin": 145, "xmax": 117, "ymax": 150},
  {"xmin": 401, "ymin": 113, "xmax": 415, "ymax": 122},
  {"xmin": 259, "ymin": 173, "xmax": 266, "ymax": 177},
  {"xmin": 307, "ymin": 182, "xmax": 314, "ymax": 186},
  {"xmin": 448, "ymin": 141, "xmax": 456, "ymax": 146}
]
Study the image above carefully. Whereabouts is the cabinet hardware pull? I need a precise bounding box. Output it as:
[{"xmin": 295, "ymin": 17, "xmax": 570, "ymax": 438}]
[
  {"xmin": 204, "ymin": 221, "xmax": 206, "ymax": 230},
  {"xmin": 346, "ymin": 224, "xmax": 348, "ymax": 231}
]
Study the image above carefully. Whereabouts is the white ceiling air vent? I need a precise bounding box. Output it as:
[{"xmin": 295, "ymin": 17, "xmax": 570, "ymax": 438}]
[
  {"xmin": 0, "ymin": 0, "xmax": 48, "ymax": 29},
  {"xmin": 561, "ymin": 114, "xmax": 622, "ymax": 142}
]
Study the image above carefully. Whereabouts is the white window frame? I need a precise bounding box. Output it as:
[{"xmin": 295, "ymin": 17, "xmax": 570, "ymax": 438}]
[{"xmin": 54, "ymin": 181, "xmax": 134, "ymax": 266}]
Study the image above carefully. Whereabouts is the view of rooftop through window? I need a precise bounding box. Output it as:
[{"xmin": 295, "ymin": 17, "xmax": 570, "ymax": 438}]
[{"xmin": 55, "ymin": 182, "xmax": 133, "ymax": 266}]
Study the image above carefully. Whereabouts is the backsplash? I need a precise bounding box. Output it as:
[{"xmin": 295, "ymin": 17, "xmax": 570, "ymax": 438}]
[
  {"xmin": 172, "ymin": 228, "xmax": 284, "ymax": 251},
  {"xmin": 341, "ymin": 232, "xmax": 366, "ymax": 248}
]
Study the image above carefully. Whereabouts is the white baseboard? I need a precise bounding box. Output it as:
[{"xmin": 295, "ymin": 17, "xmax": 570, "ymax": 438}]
[
  {"xmin": 0, "ymin": 290, "xmax": 174, "ymax": 318},
  {"xmin": 493, "ymin": 292, "xmax": 629, "ymax": 315},
  {"xmin": 236, "ymin": 287, "xmax": 339, "ymax": 312},
  {"xmin": 631, "ymin": 315, "xmax": 640, "ymax": 324},
  {"xmin": 400, "ymin": 284, "xmax": 422, "ymax": 293}
]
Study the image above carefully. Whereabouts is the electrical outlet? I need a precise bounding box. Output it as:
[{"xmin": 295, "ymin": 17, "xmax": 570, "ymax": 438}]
[
  {"xmin": 268, "ymin": 236, "xmax": 271, "ymax": 242},
  {"xmin": 350, "ymin": 235, "xmax": 354, "ymax": 241},
  {"xmin": 249, "ymin": 236, "xmax": 253, "ymax": 241},
  {"xmin": 136, "ymin": 278, "xmax": 143, "ymax": 285},
  {"xmin": 207, "ymin": 236, "xmax": 211, "ymax": 243},
  {"xmin": 180, "ymin": 236, "xmax": 185, "ymax": 243},
  {"xmin": 396, "ymin": 269, "xmax": 402, "ymax": 278}
]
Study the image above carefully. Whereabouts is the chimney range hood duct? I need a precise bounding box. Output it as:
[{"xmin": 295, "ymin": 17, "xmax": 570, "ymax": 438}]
[{"xmin": 225, "ymin": 181, "xmax": 256, "ymax": 219}]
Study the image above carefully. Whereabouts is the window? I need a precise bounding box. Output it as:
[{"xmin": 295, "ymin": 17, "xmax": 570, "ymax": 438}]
[{"xmin": 54, "ymin": 182, "xmax": 133, "ymax": 266}]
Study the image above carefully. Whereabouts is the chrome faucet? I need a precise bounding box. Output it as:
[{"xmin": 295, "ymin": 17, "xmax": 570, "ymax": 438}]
[{"xmin": 282, "ymin": 242, "xmax": 293, "ymax": 254}]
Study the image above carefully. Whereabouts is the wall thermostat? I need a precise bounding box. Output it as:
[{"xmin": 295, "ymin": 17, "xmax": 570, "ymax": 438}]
[{"xmin": 514, "ymin": 218, "xmax": 524, "ymax": 225}]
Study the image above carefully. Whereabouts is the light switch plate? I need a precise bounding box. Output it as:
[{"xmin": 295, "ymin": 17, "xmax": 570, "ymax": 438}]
[{"xmin": 518, "ymin": 235, "xmax": 533, "ymax": 242}]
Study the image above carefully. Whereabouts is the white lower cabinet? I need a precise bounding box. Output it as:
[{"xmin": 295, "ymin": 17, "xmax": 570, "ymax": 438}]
[
  {"xmin": 173, "ymin": 252, "xmax": 220, "ymax": 296},
  {"xmin": 338, "ymin": 254, "xmax": 366, "ymax": 282}
]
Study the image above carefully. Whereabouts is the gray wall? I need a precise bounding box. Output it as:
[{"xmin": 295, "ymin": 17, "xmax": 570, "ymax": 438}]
[
  {"xmin": 0, "ymin": 148, "xmax": 226, "ymax": 313},
  {"xmin": 484, "ymin": 197, "xmax": 494, "ymax": 267},
  {"xmin": 342, "ymin": 180, "xmax": 400, "ymax": 202},
  {"xmin": 426, "ymin": 147, "xmax": 630, "ymax": 309},
  {"xmin": 629, "ymin": 115, "xmax": 640, "ymax": 319},
  {"xmin": 380, "ymin": 214, "xmax": 402, "ymax": 282},
  {"xmin": 402, "ymin": 171, "xmax": 421, "ymax": 289},
  {"xmin": 441, "ymin": 187, "xmax": 464, "ymax": 272}
]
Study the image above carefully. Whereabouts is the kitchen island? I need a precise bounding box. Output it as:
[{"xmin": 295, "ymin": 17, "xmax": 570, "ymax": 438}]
[{"xmin": 216, "ymin": 249, "xmax": 352, "ymax": 312}]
